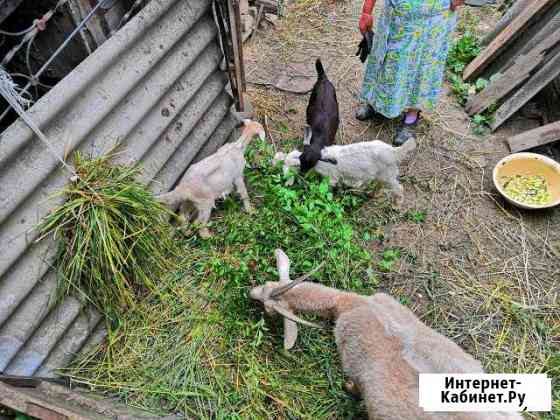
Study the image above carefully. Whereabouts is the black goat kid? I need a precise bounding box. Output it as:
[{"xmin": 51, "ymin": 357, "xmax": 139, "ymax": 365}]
[{"xmin": 300, "ymin": 58, "xmax": 339, "ymax": 173}]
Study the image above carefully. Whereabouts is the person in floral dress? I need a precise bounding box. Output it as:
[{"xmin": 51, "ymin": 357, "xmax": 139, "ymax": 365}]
[{"xmin": 356, "ymin": 0, "xmax": 464, "ymax": 145}]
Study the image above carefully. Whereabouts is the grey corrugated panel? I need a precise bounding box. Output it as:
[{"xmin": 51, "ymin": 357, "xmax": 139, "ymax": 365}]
[
  {"xmin": 0, "ymin": 3, "xmax": 215, "ymax": 280},
  {"xmin": 192, "ymin": 113, "xmax": 238, "ymax": 165},
  {"xmin": 0, "ymin": 272, "xmax": 57, "ymax": 371},
  {"xmin": 139, "ymin": 75, "xmax": 229, "ymax": 184},
  {"xmin": 0, "ymin": 240, "xmax": 55, "ymax": 327},
  {"xmin": 72, "ymin": 320, "xmax": 107, "ymax": 362},
  {"xmin": 4, "ymin": 296, "xmax": 82, "ymax": 375},
  {"xmin": 35, "ymin": 308, "xmax": 102, "ymax": 378},
  {"xmin": 113, "ymin": 46, "xmax": 223, "ymax": 166},
  {"xmin": 0, "ymin": 0, "xmax": 237, "ymax": 377}
]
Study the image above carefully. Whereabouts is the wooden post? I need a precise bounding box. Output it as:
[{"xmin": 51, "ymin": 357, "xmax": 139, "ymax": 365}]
[{"xmin": 227, "ymin": 0, "xmax": 246, "ymax": 112}]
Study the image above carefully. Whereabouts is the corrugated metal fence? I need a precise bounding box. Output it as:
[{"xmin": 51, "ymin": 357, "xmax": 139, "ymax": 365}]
[{"xmin": 0, "ymin": 0, "xmax": 236, "ymax": 377}]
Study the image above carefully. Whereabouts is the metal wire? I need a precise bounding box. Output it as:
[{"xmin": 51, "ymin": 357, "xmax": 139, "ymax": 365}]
[
  {"xmin": 0, "ymin": 0, "xmax": 111, "ymax": 124},
  {"xmin": 0, "ymin": 0, "xmax": 70, "ymax": 37},
  {"xmin": 0, "ymin": 67, "xmax": 77, "ymax": 176},
  {"xmin": 112, "ymin": 0, "xmax": 146, "ymax": 34},
  {"xmin": 0, "ymin": 26, "xmax": 36, "ymax": 37}
]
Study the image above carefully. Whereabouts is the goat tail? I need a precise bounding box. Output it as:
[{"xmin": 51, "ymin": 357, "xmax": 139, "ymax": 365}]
[
  {"xmin": 394, "ymin": 137, "xmax": 417, "ymax": 162},
  {"xmin": 315, "ymin": 58, "xmax": 325, "ymax": 79}
]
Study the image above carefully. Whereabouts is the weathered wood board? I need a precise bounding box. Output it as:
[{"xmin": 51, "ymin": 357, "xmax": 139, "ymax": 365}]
[
  {"xmin": 466, "ymin": 27, "xmax": 560, "ymax": 116},
  {"xmin": 507, "ymin": 121, "xmax": 560, "ymax": 152},
  {"xmin": 485, "ymin": 3, "xmax": 560, "ymax": 80},
  {"xmin": 463, "ymin": 0, "xmax": 556, "ymax": 81},
  {"xmin": 481, "ymin": 0, "xmax": 531, "ymax": 47},
  {"xmin": 491, "ymin": 50, "xmax": 560, "ymax": 130}
]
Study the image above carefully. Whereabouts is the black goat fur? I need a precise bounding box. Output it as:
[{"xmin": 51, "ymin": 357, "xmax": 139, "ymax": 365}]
[{"xmin": 300, "ymin": 58, "xmax": 340, "ymax": 173}]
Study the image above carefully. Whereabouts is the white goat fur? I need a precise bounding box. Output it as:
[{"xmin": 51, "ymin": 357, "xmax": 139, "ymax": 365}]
[
  {"xmin": 273, "ymin": 139, "xmax": 416, "ymax": 204},
  {"xmin": 250, "ymin": 250, "xmax": 523, "ymax": 420},
  {"xmin": 157, "ymin": 120, "xmax": 265, "ymax": 238}
]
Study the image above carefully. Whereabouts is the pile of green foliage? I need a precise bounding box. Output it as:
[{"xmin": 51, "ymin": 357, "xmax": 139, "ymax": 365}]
[
  {"xmin": 447, "ymin": 31, "xmax": 496, "ymax": 134},
  {"xmin": 65, "ymin": 140, "xmax": 397, "ymax": 418},
  {"xmin": 39, "ymin": 152, "xmax": 179, "ymax": 322}
]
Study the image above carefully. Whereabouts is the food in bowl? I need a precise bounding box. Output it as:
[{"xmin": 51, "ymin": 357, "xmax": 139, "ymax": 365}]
[
  {"xmin": 493, "ymin": 152, "xmax": 560, "ymax": 210},
  {"xmin": 500, "ymin": 174, "xmax": 552, "ymax": 206}
]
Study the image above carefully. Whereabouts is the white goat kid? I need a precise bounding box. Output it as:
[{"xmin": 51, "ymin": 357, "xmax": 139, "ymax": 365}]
[
  {"xmin": 273, "ymin": 131, "xmax": 416, "ymax": 206},
  {"xmin": 250, "ymin": 249, "xmax": 523, "ymax": 420},
  {"xmin": 157, "ymin": 119, "xmax": 265, "ymax": 238}
]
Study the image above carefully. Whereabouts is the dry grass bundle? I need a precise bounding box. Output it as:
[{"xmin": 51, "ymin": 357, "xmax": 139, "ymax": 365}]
[{"xmin": 38, "ymin": 152, "xmax": 179, "ymax": 321}]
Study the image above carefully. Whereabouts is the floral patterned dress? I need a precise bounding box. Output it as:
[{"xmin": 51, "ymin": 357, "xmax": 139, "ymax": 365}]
[{"xmin": 360, "ymin": 0, "xmax": 457, "ymax": 118}]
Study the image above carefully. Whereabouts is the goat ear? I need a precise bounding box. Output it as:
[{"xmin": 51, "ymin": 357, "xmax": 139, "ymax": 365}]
[
  {"xmin": 303, "ymin": 126, "xmax": 312, "ymax": 145},
  {"xmin": 275, "ymin": 249, "xmax": 290, "ymax": 285},
  {"xmin": 284, "ymin": 318, "xmax": 298, "ymax": 350},
  {"xmin": 272, "ymin": 152, "xmax": 286, "ymax": 165},
  {"xmin": 270, "ymin": 301, "xmax": 322, "ymax": 329}
]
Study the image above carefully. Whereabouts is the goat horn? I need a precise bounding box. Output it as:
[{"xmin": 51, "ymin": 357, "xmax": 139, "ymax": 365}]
[
  {"xmin": 269, "ymin": 261, "xmax": 326, "ymax": 299},
  {"xmin": 270, "ymin": 301, "xmax": 323, "ymax": 329}
]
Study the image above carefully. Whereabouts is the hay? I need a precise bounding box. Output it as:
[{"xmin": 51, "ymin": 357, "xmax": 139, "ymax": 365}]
[
  {"xmin": 65, "ymin": 141, "xmax": 383, "ymax": 418},
  {"xmin": 38, "ymin": 151, "xmax": 179, "ymax": 322}
]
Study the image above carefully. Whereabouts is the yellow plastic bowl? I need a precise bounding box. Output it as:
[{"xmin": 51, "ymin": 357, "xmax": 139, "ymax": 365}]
[{"xmin": 493, "ymin": 152, "xmax": 560, "ymax": 210}]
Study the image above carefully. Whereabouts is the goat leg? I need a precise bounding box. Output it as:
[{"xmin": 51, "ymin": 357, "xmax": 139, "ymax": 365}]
[
  {"xmin": 390, "ymin": 181, "xmax": 404, "ymax": 210},
  {"xmin": 379, "ymin": 173, "xmax": 404, "ymax": 210},
  {"xmin": 178, "ymin": 201, "xmax": 194, "ymax": 225},
  {"xmin": 343, "ymin": 380, "xmax": 362, "ymax": 400},
  {"xmin": 194, "ymin": 203, "xmax": 213, "ymax": 239},
  {"xmin": 234, "ymin": 176, "xmax": 255, "ymax": 214}
]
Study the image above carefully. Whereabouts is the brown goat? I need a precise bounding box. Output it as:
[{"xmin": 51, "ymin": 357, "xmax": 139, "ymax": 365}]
[{"xmin": 250, "ymin": 250, "xmax": 524, "ymax": 420}]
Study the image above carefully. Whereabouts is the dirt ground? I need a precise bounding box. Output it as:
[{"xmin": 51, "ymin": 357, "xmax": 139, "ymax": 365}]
[{"xmin": 243, "ymin": 0, "xmax": 559, "ymax": 409}]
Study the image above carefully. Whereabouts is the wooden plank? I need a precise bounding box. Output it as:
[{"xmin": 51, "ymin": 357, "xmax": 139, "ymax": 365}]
[
  {"xmin": 463, "ymin": 0, "xmax": 556, "ymax": 81},
  {"xmin": 515, "ymin": 6, "xmax": 560, "ymax": 60},
  {"xmin": 481, "ymin": 0, "xmax": 531, "ymax": 47},
  {"xmin": 507, "ymin": 121, "xmax": 560, "ymax": 152},
  {"xmin": 254, "ymin": 0, "xmax": 279, "ymax": 14},
  {"xmin": 466, "ymin": 51, "xmax": 542, "ymax": 116},
  {"xmin": 466, "ymin": 26, "xmax": 560, "ymax": 116},
  {"xmin": 255, "ymin": 4, "xmax": 265, "ymax": 29},
  {"xmin": 485, "ymin": 3, "xmax": 560, "ymax": 79},
  {"xmin": 491, "ymin": 50, "xmax": 560, "ymax": 131},
  {"xmin": 0, "ymin": 374, "xmax": 69, "ymax": 388}
]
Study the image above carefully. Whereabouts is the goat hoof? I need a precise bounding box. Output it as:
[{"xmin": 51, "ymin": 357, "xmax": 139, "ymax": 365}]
[
  {"xmin": 343, "ymin": 381, "xmax": 361, "ymax": 399},
  {"xmin": 245, "ymin": 205, "xmax": 256, "ymax": 214}
]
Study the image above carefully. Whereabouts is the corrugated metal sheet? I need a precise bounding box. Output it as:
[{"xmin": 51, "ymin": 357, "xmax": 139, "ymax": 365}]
[{"xmin": 0, "ymin": 0, "xmax": 236, "ymax": 377}]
